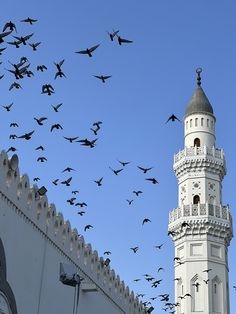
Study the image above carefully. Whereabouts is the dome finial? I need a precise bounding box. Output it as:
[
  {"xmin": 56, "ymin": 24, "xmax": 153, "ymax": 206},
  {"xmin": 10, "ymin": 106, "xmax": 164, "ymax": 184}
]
[{"xmin": 196, "ymin": 67, "xmax": 202, "ymax": 86}]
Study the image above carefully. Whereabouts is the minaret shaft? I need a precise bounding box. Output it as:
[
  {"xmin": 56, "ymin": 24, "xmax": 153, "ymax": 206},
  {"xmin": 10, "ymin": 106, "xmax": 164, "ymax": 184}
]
[{"xmin": 168, "ymin": 72, "xmax": 233, "ymax": 314}]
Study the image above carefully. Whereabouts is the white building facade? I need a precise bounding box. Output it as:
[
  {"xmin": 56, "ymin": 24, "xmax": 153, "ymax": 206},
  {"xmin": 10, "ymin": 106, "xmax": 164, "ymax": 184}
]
[
  {"xmin": 0, "ymin": 152, "xmax": 147, "ymax": 314},
  {"xmin": 168, "ymin": 70, "xmax": 233, "ymax": 314}
]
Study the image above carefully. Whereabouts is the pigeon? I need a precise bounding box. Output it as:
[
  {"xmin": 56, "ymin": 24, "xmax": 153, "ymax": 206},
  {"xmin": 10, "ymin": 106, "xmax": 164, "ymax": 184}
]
[
  {"xmin": 9, "ymin": 82, "xmax": 22, "ymax": 91},
  {"xmin": 2, "ymin": 21, "xmax": 17, "ymax": 32},
  {"xmin": 52, "ymin": 103, "xmax": 62, "ymax": 112},
  {"xmin": 42, "ymin": 84, "xmax": 54, "ymax": 95},
  {"xmin": 107, "ymin": 30, "xmax": 119, "ymax": 41},
  {"xmin": 7, "ymin": 40, "xmax": 21, "ymax": 48},
  {"xmin": 21, "ymin": 17, "xmax": 37, "ymax": 24},
  {"xmin": 75, "ymin": 44, "xmax": 100, "ymax": 57},
  {"xmin": 64, "ymin": 136, "xmax": 79, "ymax": 143},
  {"xmin": 55, "ymin": 70, "xmax": 66, "ymax": 79},
  {"xmin": 13, "ymin": 33, "xmax": 34, "ymax": 45},
  {"xmin": 51, "ymin": 124, "xmax": 63, "ymax": 132},
  {"xmin": 37, "ymin": 157, "xmax": 47, "ymax": 162},
  {"xmin": 130, "ymin": 247, "xmax": 139, "ymax": 253},
  {"xmin": 155, "ymin": 244, "xmax": 164, "ymax": 249},
  {"xmin": 52, "ymin": 179, "xmax": 59, "ymax": 186},
  {"xmin": 133, "ymin": 190, "xmax": 143, "ymax": 196},
  {"xmin": 75, "ymin": 202, "xmax": 87, "ymax": 207},
  {"xmin": 62, "ymin": 167, "xmax": 75, "ymax": 173},
  {"xmin": 33, "ymin": 177, "xmax": 40, "ymax": 182},
  {"xmin": 146, "ymin": 178, "xmax": 159, "ymax": 184},
  {"xmin": 203, "ymin": 269, "xmax": 212, "ymax": 273},
  {"xmin": 94, "ymin": 75, "xmax": 112, "ymax": 83},
  {"xmin": 104, "ymin": 251, "xmax": 111, "ymax": 255},
  {"xmin": 17, "ymin": 130, "xmax": 34, "ymax": 140},
  {"xmin": 84, "ymin": 224, "xmax": 93, "ymax": 231},
  {"xmin": 2, "ymin": 103, "xmax": 13, "ymax": 111},
  {"xmin": 0, "ymin": 30, "xmax": 12, "ymax": 43},
  {"xmin": 109, "ymin": 167, "xmax": 123, "ymax": 175},
  {"xmin": 61, "ymin": 177, "xmax": 72, "ymax": 186},
  {"xmin": 34, "ymin": 117, "xmax": 47, "ymax": 125},
  {"xmin": 94, "ymin": 177, "xmax": 103, "ymax": 186},
  {"xmin": 126, "ymin": 199, "xmax": 133, "ymax": 205},
  {"xmin": 142, "ymin": 218, "xmax": 151, "ymax": 225},
  {"xmin": 116, "ymin": 36, "xmax": 133, "ymax": 45},
  {"xmin": 67, "ymin": 198, "xmax": 76, "ymax": 205},
  {"xmin": 6, "ymin": 146, "xmax": 17, "ymax": 153},
  {"xmin": 117, "ymin": 160, "xmax": 130, "ymax": 167},
  {"xmin": 29, "ymin": 42, "xmax": 41, "ymax": 51},
  {"xmin": 37, "ymin": 65, "xmax": 47, "ymax": 72},
  {"xmin": 166, "ymin": 114, "xmax": 181, "ymax": 123},
  {"xmin": 78, "ymin": 138, "xmax": 97, "ymax": 148},
  {"xmin": 77, "ymin": 211, "xmax": 85, "ymax": 216},
  {"xmin": 137, "ymin": 166, "xmax": 153, "ymax": 173},
  {"xmin": 54, "ymin": 59, "xmax": 65, "ymax": 71},
  {"xmin": 35, "ymin": 146, "xmax": 44, "ymax": 151}
]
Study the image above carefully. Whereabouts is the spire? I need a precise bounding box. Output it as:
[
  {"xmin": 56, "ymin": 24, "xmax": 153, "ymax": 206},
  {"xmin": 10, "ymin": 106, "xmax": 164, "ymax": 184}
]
[{"xmin": 185, "ymin": 68, "xmax": 214, "ymax": 117}]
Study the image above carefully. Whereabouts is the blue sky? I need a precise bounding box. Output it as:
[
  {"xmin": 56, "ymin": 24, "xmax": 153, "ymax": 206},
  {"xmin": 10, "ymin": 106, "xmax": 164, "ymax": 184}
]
[{"xmin": 1, "ymin": 0, "xmax": 236, "ymax": 312}]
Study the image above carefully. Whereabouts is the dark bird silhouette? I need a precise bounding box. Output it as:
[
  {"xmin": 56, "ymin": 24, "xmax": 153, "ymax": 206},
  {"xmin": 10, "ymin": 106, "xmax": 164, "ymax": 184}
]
[
  {"xmin": 133, "ymin": 190, "xmax": 143, "ymax": 196},
  {"xmin": 13, "ymin": 33, "xmax": 34, "ymax": 45},
  {"xmin": 50, "ymin": 124, "xmax": 63, "ymax": 132},
  {"xmin": 0, "ymin": 47, "xmax": 6, "ymax": 55},
  {"xmin": 24, "ymin": 70, "xmax": 34, "ymax": 77},
  {"xmin": 104, "ymin": 251, "xmax": 111, "ymax": 255},
  {"xmin": 64, "ymin": 136, "xmax": 79, "ymax": 143},
  {"xmin": 62, "ymin": 167, "xmax": 75, "ymax": 173},
  {"xmin": 55, "ymin": 70, "xmax": 66, "ymax": 79},
  {"xmin": 67, "ymin": 198, "xmax": 76, "ymax": 205},
  {"xmin": 117, "ymin": 36, "xmax": 133, "ymax": 45},
  {"xmin": 75, "ymin": 44, "xmax": 100, "ymax": 57},
  {"xmin": 174, "ymin": 257, "xmax": 181, "ymax": 261},
  {"xmin": 203, "ymin": 268, "xmax": 212, "ymax": 273},
  {"xmin": 10, "ymin": 122, "xmax": 19, "ymax": 127},
  {"xmin": 203, "ymin": 279, "xmax": 209, "ymax": 284},
  {"xmin": 77, "ymin": 211, "xmax": 85, "ymax": 216},
  {"xmin": 52, "ymin": 103, "xmax": 62, "ymax": 112},
  {"xmin": 133, "ymin": 278, "xmax": 141, "ymax": 282},
  {"xmin": 152, "ymin": 280, "xmax": 162, "ymax": 287},
  {"xmin": 126, "ymin": 199, "xmax": 133, "ymax": 205},
  {"xmin": 52, "ymin": 179, "xmax": 59, "ymax": 186},
  {"xmin": 118, "ymin": 160, "xmax": 130, "ymax": 167},
  {"xmin": 29, "ymin": 42, "xmax": 41, "ymax": 51},
  {"xmin": 109, "ymin": 167, "xmax": 123, "ymax": 175},
  {"xmin": 9, "ymin": 134, "xmax": 17, "ymax": 139},
  {"xmin": 54, "ymin": 59, "xmax": 65, "ymax": 71},
  {"xmin": 146, "ymin": 178, "xmax": 159, "ymax": 184},
  {"xmin": 2, "ymin": 102, "xmax": 13, "ymax": 111},
  {"xmin": 137, "ymin": 166, "xmax": 153, "ymax": 173},
  {"xmin": 90, "ymin": 127, "xmax": 99, "ymax": 136},
  {"xmin": 94, "ymin": 75, "xmax": 112, "ymax": 83},
  {"xmin": 75, "ymin": 202, "xmax": 87, "ymax": 207},
  {"xmin": 78, "ymin": 138, "xmax": 97, "ymax": 148},
  {"xmin": 33, "ymin": 177, "xmax": 40, "ymax": 182},
  {"xmin": 61, "ymin": 177, "xmax": 72, "ymax": 186},
  {"xmin": 72, "ymin": 190, "xmax": 79, "ymax": 195},
  {"xmin": 9, "ymin": 82, "xmax": 22, "ymax": 91},
  {"xmin": 142, "ymin": 218, "xmax": 151, "ymax": 225},
  {"xmin": 155, "ymin": 244, "xmax": 163, "ymax": 249},
  {"xmin": 37, "ymin": 65, "xmax": 47, "ymax": 72},
  {"xmin": 184, "ymin": 293, "xmax": 192, "ymax": 298},
  {"xmin": 168, "ymin": 230, "xmax": 176, "ymax": 236},
  {"xmin": 107, "ymin": 30, "xmax": 119, "ymax": 41},
  {"xmin": 7, "ymin": 40, "xmax": 21, "ymax": 48},
  {"xmin": 137, "ymin": 294, "xmax": 145, "ymax": 298},
  {"xmin": 146, "ymin": 277, "xmax": 154, "ymax": 282},
  {"xmin": 34, "ymin": 117, "xmax": 47, "ymax": 125},
  {"xmin": 17, "ymin": 130, "xmax": 34, "ymax": 140},
  {"xmin": 3, "ymin": 21, "xmax": 17, "ymax": 32},
  {"xmin": 0, "ymin": 74, "xmax": 4, "ymax": 79},
  {"xmin": 181, "ymin": 222, "xmax": 190, "ymax": 228},
  {"xmin": 0, "ymin": 30, "xmax": 12, "ymax": 43},
  {"xmin": 166, "ymin": 114, "xmax": 181, "ymax": 124},
  {"xmin": 93, "ymin": 121, "xmax": 102, "ymax": 129},
  {"xmin": 192, "ymin": 282, "xmax": 200, "ymax": 288},
  {"xmin": 84, "ymin": 224, "xmax": 93, "ymax": 231},
  {"xmin": 37, "ymin": 157, "xmax": 47, "ymax": 162},
  {"xmin": 94, "ymin": 177, "xmax": 103, "ymax": 186},
  {"xmin": 42, "ymin": 84, "xmax": 54, "ymax": 95},
  {"xmin": 21, "ymin": 17, "xmax": 37, "ymax": 24},
  {"xmin": 35, "ymin": 145, "xmax": 44, "ymax": 151},
  {"xmin": 6, "ymin": 146, "xmax": 17, "ymax": 153},
  {"xmin": 130, "ymin": 246, "xmax": 139, "ymax": 253}
]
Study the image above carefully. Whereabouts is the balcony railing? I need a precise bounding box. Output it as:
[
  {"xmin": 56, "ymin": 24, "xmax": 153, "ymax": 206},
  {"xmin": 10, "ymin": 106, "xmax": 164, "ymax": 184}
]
[
  {"xmin": 169, "ymin": 203, "xmax": 231, "ymax": 224},
  {"xmin": 174, "ymin": 146, "xmax": 224, "ymax": 163}
]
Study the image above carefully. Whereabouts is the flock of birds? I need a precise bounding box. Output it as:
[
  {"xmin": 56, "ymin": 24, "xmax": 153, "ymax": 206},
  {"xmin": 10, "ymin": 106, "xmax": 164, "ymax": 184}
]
[{"xmin": 0, "ymin": 18, "xmax": 235, "ymax": 314}]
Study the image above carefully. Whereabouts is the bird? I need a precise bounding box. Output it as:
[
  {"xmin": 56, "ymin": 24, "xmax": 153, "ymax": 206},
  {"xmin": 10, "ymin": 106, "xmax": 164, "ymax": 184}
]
[
  {"xmin": 184, "ymin": 293, "xmax": 192, "ymax": 298},
  {"xmin": 9, "ymin": 134, "xmax": 17, "ymax": 139},
  {"xmin": 192, "ymin": 282, "xmax": 200, "ymax": 287},
  {"xmin": 137, "ymin": 166, "xmax": 153, "ymax": 173},
  {"xmin": 133, "ymin": 190, "xmax": 143, "ymax": 196},
  {"xmin": 42, "ymin": 84, "xmax": 54, "ymax": 96},
  {"xmin": 37, "ymin": 157, "xmax": 47, "ymax": 162},
  {"xmin": 133, "ymin": 279, "xmax": 141, "ymax": 282},
  {"xmin": 78, "ymin": 138, "xmax": 97, "ymax": 148},
  {"xmin": 75, "ymin": 44, "xmax": 100, "ymax": 57},
  {"xmin": 35, "ymin": 145, "xmax": 44, "ymax": 151},
  {"xmin": 84, "ymin": 224, "xmax": 93, "ymax": 231},
  {"xmin": 7, "ymin": 40, "xmax": 21, "ymax": 48},
  {"xmin": 146, "ymin": 277, "xmax": 155, "ymax": 282},
  {"xmin": 10, "ymin": 122, "xmax": 19, "ymax": 127},
  {"xmin": 93, "ymin": 121, "xmax": 102, "ymax": 129},
  {"xmin": 117, "ymin": 160, "xmax": 130, "ymax": 167},
  {"xmin": 13, "ymin": 33, "xmax": 34, "ymax": 45},
  {"xmin": 94, "ymin": 75, "xmax": 112, "ymax": 83},
  {"xmin": 52, "ymin": 103, "xmax": 62, "ymax": 112},
  {"xmin": 142, "ymin": 218, "xmax": 151, "ymax": 225},
  {"xmin": 61, "ymin": 177, "xmax": 72, "ymax": 186},
  {"xmin": 2, "ymin": 103, "xmax": 13, "ymax": 111},
  {"xmin": 146, "ymin": 178, "xmax": 159, "ymax": 184},
  {"xmin": 109, "ymin": 167, "xmax": 123, "ymax": 175},
  {"xmin": 181, "ymin": 222, "xmax": 190, "ymax": 228},
  {"xmin": 72, "ymin": 190, "xmax": 79, "ymax": 195},
  {"xmin": 29, "ymin": 42, "xmax": 41, "ymax": 51},
  {"xmin": 107, "ymin": 30, "xmax": 119, "ymax": 41},
  {"xmin": 116, "ymin": 36, "xmax": 133, "ymax": 45},
  {"xmin": 6, "ymin": 146, "xmax": 17, "ymax": 153},
  {"xmin": 21, "ymin": 17, "xmax": 37, "ymax": 24},
  {"xmin": 64, "ymin": 136, "xmax": 79, "ymax": 143},
  {"xmin": 232, "ymin": 285, "xmax": 236, "ymax": 290},
  {"xmin": 104, "ymin": 251, "xmax": 111, "ymax": 255},
  {"xmin": 75, "ymin": 202, "xmax": 87, "ymax": 207},
  {"xmin": 90, "ymin": 127, "xmax": 99, "ymax": 136},
  {"xmin": 55, "ymin": 70, "xmax": 66, "ymax": 79},
  {"xmin": 130, "ymin": 246, "xmax": 139, "ymax": 253},
  {"xmin": 9, "ymin": 82, "xmax": 22, "ymax": 91},
  {"xmin": 0, "ymin": 47, "xmax": 6, "ymax": 55},
  {"xmin": 34, "ymin": 117, "xmax": 47, "ymax": 126},
  {"xmin": 0, "ymin": 74, "xmax": 4, "ymax": 80},
  {"xmin": 77, "ymin": 211, "xmax": 85, "ymax": 216},
  {"xmin": 51, "ymin": 124, "xmax": 63, "ymax": 132},
  {"xmin": 168, "ymin": 230, "xmax": 176, "ymax": 236},
  {"xmin": 37, "ymin": 65, "xmax": 47, "ymax": 72},
  {"xmin": 67, "ymin": 198, "xmax": 76, "ymax": 205},
  {"xmin": 137, "ymin": 294, "xmax": 145, "ymax": 298},
  {"xmin": 94, "ymin": 177, "xmax": 103, "ymax": 186},
  {"xmin": 62, "ymin": 167, "xmax": 75, "ymax": 173},
  {"xmin": 0, "ymin": 30, "xmax": 12, "ymax": 43},
  {"xmin": 152, "ymin": 280, "xmax": 162, "ymax": 287},
  {"xmin": 126, "ymin": 199, "xmax": 133, "ymax": 205},
  {"xmin": 2, "ymin": 21, "xmax": 17, "ymax": 32},
  {"xmin": 17, "ymin": 130, "xmax": 34, "ymax": 140},
  {"xmin": 155, "ymin": 244, "xmax": 164, "ymax": 249},
  {"xmin": 166, "ymin": 114, "xmax": 181, "ymax": 123},
  {"xmin": 173, "ymin": 257, "xmax": 181, "ymax": 261},
  {"xmin": 203, "ymin": 279, "xmax": 209, "ymax": 284},
  {"xmin": 54, "ymin": 59, "xmax": 65, "ymax": 71},
  {"xmin": 33, "ymin": 177, "xmax": 40, "ymax": 182},
  {"xmin": 203, "ymin": 268, "xmax": 212, "ymax": 273},
  {"xmin": 52, "ymin": 179, "xmax": 59, "ymax": 186}
]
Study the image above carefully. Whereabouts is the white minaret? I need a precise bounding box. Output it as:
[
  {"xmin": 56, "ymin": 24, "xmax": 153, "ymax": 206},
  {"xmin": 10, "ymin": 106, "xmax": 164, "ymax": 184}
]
[{"xmin": 168, "ymin": 68, "xmax": 233, "ymax": 314}]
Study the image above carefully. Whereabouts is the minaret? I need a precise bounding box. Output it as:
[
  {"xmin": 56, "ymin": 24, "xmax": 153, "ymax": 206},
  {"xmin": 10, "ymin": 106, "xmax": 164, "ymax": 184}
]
[{"xmin": 168, "ymin": 68, "xmax": 233, "ymax": 314}]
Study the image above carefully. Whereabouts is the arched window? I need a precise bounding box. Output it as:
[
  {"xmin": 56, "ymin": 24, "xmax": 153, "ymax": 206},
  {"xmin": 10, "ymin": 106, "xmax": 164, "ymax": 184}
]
[
  {"xmin": 211, "ymin": 120, "xmax": 213, "ymax": 129},
  {"xmin": 194, "ymin": 138, "xmax": 200, "ymax": 147},
  {"xmin": 193, "ymin": 195, "xmax": 200, "ymax": 204},
  {"xmin": 190, "ymin": 119, "xmax": 192, "ymax": 127},
  {"xmin": 186, "ymin": 121, "xmax": 188, "ymax": 129},
  {"xmin": 195, "ymin": 118, "xmax": 198, "ymax": 126},
  {"xmin": 201, "ymin": 118, "xmax": 204, "ymax": 126},
  {"xmin": 207, "ymin": 119, "xmax": 209, "ymax": 127}
]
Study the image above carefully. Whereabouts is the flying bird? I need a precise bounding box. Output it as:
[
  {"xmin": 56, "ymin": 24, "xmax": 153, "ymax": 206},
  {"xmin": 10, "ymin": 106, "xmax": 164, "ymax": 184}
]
[
  {"xmin": 94, "ymin": 177, "xmax": 103, "ymax": 186},
  {"xmin": 2, "ymin": 103, "xmax": 13, "ymax": 111},
  {"xmin": 42, "ymin": 84, "xmax": 54, "ymax": 95},
  {"xmin": 146, "ymin": 178, "xmax": 159, "ymax": 184},
  {"xmin": 7, "ymin": 40, "xmax": 21, "ymax": 48},
  {"xmin": 142, "ymin": 218, "xmax": 151, "ymax": 225},
  {"xmin": 29, "ymin": 42, "xmax": 41, "ymax": 51},
  {"xmin": 109, "ymin": 167, "xmax": 123, "ymax": 175},
  {"xmin": 0, "ymin": 30, "xmax": 12, "ymax": 43},
  {"xmin": 137, "ymin": 166, "xmax": 153, "ymax": 173},
  {"xmin": 166, "ymin": 114, "xmax": 181, "ymax": 123},
  {"xmin": 3, "ymin": 21, "xmax": 17, "ymax": 32},
  {"xmin": 9, "ymin": 82, "xmax": 22, "ymax": 91},
  {"xmin": 6, "ymin": 146, "xmax": 17, "ymax": 153},
  {"xmin": 55, "ymin": 70, "xmax": 66, "ymax": 79},
  {"xmin": 52, "ymin": 103, "xmax": 62, "ymax": 112},
  {"xmin": 17, "ymin": 130, "xmax": 34, "ymax": 140},
  {"xmin": 75, "ymin": 202, "xmax": 87, "ymax": 207},
  {"xmin": 33, "ymin": 177, "xmax": 40, "ymax": 182},
  {"xmin": 61, "ymin": 177, "xmax": 72, "ymax": 186},
  {"xmin": 126, "ymin": 199, "xmax": 133, "ymax": 205},
  {"xmin": 155, "ymin": 244, "xmax": 164, "ymax": 249},
  {"xmin": 37, "ymin": 157, "xmax": 47, "ymax": 162},
  {"xmin": 107, "ymin": 30, "xmax": 119, "ymax": 41},
  {"xmin": 133, "ymin": 190, "xmax": 143, "ymax": 196},
  {"xmin": 117, "ymin": 36, "xmax": 133, "ymax": 45},
  {"xmin": 52, "ymin": 179, "xmax": 59, "ymax": 186},
  {"xmin": 21, "ymin": 17, "xmax": 37, "ymax": 24},
  {"xmin": 62, "ymin": 167, "xmax": 75, "ymax": 173},
  {"xmin": 35, "ymin": 145, "xmax": 44, "ymax": 151},
  {"xmin": 78, "ymin": 138, "xmax": 97, "ymax": 148},
  {"xmin": 67, "ymin": 198, "xmax": 76, "ymax": 205},
  {"xmin": 117, "ymin": 160, "xmax": 130, "ymax": 167},
  {"xmin": 84, "ymin": 224, "xmax": 93, "ymax": 231},
  {"xmin": 130, "ymin": 247, "xmax": 139, "ymax": 253},
  {"xmin": 75, "ymin": 44, "xmax": 100, "ymax": 57},
  {"xmin": 34, "ymin": 117, "xmax": 47, "ymax": 125},
  {"xmin": 203, "ymin": 268, "xmax": 212, "ymax": 273},
  {"xmin": 50, "ymin": 124, "xmax": 63, "ymax": 132},
  {"xmin": 104, "ymin": 251, "xmax": 111, "ymax": 255},
  {"xmin": 64, "ymin": 136, "xmax": 79, "ymax": 143},
  {"xmin": 13, "ymin": 33, "xmax": 34, "ymax": 45},
  {"xmin": 77, "ymin": 211, "xmax": 85, "ymax": 216},
  {"xmin": 94, "ymin": 75, "xmax": 112, "ymax": 83},
  {"xmin": 37, "ymin": 65, "xmax": 47, "ymax": 72}
]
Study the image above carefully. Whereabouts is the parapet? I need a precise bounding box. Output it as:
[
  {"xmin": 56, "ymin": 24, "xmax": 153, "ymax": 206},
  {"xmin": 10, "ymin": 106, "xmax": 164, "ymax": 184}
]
[{"xmin": 0, "ymin": 151, "xmax": 147, "ymax": 313}]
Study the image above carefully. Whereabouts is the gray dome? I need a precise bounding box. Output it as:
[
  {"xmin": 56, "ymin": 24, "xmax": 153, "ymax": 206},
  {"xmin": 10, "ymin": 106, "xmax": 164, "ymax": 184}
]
[{"xmin": 185, "ymin": 86, "xmax": 213, "ymax": 116}]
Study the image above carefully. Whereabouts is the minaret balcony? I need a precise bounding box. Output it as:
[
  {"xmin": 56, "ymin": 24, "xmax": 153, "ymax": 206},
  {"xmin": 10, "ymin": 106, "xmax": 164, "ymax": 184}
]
[
  {"xmin": 169, "ymin": 203, "xmax": 232, "ymax": 224},
  {"xmin": 174, "ymin": 146, "xmax": 224, "ymax": 164}
]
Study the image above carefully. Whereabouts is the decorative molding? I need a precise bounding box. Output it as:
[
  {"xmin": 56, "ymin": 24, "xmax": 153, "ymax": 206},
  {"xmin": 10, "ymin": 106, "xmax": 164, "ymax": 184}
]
[{"xmin": 0, "ymin": 151, "xmax": 146, "ymax": 314}]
